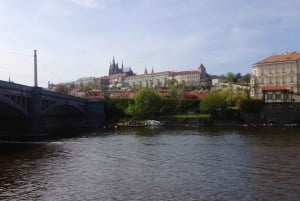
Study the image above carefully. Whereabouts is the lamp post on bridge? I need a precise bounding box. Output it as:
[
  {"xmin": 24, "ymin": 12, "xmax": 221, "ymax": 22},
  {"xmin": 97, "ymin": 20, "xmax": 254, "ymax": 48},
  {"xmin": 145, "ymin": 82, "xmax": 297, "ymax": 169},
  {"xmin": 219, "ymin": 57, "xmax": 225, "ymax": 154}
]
[{"xmin": 34, "ymin": 50, "xmax": 38, "ymax": 87}]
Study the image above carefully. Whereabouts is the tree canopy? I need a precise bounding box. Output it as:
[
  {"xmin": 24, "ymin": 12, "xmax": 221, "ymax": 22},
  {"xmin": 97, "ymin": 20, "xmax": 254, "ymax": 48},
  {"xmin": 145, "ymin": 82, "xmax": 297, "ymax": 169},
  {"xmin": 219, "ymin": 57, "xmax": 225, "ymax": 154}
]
[
  {"xmin": 200, "ymin": 91, "xmax": 227, "ymax": 113},
  {"xmin": 133, "ymin": 88, "xmax": 163, "ymax": 119}
]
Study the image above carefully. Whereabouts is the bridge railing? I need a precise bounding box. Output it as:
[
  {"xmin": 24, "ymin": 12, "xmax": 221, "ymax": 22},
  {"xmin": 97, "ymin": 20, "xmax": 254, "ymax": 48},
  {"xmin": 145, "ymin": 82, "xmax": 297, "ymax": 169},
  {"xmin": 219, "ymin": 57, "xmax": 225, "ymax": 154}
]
[{"xmin": 0, "ymin": 80, "xmax": 32, "ymax": 92}]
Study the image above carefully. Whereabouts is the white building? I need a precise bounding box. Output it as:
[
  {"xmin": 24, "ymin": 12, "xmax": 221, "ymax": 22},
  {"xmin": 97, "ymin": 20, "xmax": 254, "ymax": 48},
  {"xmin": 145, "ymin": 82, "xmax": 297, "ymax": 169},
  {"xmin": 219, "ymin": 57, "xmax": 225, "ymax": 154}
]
[
  {"xmin": 126, "ymin": 71, "xmax": 170, "ymax": 89},
  {"xmin": 125, "ymin": 64, "xmax": 211, "ymax": 89},
  {"xmin": 251, "ymin": 51, "xmax": 300, "ymax": 97}
]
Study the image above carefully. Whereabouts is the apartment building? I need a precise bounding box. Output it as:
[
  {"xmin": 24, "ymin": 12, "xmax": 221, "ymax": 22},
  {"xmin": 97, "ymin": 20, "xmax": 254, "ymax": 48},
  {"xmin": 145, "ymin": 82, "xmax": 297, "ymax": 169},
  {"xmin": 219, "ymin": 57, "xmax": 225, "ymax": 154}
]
[{"xmin": 251, "ymin": 51, "xmax": 300, "ymax": 97}]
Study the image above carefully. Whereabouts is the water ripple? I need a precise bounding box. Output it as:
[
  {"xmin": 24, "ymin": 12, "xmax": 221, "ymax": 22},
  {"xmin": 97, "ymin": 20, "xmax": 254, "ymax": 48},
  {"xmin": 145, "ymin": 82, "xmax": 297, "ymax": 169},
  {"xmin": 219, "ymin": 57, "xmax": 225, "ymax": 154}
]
[{"xmin": 0, "ymin": 128, "xmax": 300, "ymax": 200}]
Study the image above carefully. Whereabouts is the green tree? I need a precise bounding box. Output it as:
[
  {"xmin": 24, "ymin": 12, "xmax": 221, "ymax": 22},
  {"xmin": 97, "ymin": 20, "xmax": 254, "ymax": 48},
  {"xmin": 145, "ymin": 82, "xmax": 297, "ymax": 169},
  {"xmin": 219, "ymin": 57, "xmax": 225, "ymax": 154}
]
[
  {"xmin": 134, "ymin": 88, "xmax": 163, "ymax": 119},
  {"xmin": 104, "ymin": 96, "xmax": 134, "ymax": 122},
  {"xmin": 200, "ymin": 91, "xmax": 227, "ymax": 113},
  {"xmin": 167, "ymin": 78, "xmax": 184, "ymax": 98}
]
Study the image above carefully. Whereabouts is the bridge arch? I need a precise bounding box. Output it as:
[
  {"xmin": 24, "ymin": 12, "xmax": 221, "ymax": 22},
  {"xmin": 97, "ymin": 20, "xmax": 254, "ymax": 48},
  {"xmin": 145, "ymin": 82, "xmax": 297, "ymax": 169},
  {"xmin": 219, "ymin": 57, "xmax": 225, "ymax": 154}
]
[
  {"xmin": 0, "ymin": 96, "xmax": 28, "ymax": 117},
  {"xmin": 42, "ymin": 101, "xmax": 85, "ymax": 115}
]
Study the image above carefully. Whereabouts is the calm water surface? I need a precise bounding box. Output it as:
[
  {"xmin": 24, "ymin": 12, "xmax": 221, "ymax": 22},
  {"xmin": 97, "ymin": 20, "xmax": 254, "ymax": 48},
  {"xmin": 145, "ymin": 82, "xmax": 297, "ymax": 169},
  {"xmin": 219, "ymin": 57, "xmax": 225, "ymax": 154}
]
[{"xmin": 0, "ymin": 127, "xmax": 300, "ymax": 200}]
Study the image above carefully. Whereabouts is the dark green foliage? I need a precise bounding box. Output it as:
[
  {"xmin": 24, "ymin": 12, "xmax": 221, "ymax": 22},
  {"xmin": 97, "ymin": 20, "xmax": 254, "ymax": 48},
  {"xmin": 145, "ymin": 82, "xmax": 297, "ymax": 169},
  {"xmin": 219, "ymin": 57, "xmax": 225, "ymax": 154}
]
[
  {"xmin": 160, "ymin": 99, "xmax": 178, "ymax": 114},
  {"xmin": 159, "ymin": 99, "xmax": 200, "ymax": 115},
  {"xmin": 104, "ymin": 96, "xmax": 134, "ymax": 122},
  {"xmin": 176, "ymin": 99, "xmax": 200, "ymax": 114},
  {"xmin": 200, "ymin": 91, "xmax": 227, "ymax": 113},
  {"xmin": 134, "ymin": 88, "xmax": 163, "ymax": 119},
  {"xmin": 239, "ymin": 99, "xmax": 264, "ymax": 113}
]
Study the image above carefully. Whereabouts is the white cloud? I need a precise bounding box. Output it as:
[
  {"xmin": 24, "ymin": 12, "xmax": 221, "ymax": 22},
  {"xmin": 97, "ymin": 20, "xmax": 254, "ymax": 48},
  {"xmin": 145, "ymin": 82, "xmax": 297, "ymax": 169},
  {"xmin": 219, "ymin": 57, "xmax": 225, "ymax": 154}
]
[
  {"xmin": 66, "ymin": 0, "xmax": 99, "ymax": 8},
  {"xmin": 1, "ymin": 0, "xmax": 300, "ymax": 85}
]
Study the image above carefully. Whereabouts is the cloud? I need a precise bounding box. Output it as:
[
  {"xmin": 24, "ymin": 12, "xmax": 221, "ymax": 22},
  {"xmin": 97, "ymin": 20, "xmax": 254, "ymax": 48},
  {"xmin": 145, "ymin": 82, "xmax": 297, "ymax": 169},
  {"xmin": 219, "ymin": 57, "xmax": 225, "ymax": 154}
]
[
  {"xmin": 65, "ymin": 0, "xmax": 99, "ymax": 8},
  {"xmin": 1, "ymin": 0, "xmax": 300, "ymax": 86}
]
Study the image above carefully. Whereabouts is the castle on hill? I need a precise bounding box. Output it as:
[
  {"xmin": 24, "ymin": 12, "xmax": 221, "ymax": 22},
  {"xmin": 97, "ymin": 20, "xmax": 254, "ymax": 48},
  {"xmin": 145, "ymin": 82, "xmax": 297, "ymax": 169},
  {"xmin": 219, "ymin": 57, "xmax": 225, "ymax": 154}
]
[{"xmin": 109, "ymin": 56, "xmax": 134, "ymax": 76}]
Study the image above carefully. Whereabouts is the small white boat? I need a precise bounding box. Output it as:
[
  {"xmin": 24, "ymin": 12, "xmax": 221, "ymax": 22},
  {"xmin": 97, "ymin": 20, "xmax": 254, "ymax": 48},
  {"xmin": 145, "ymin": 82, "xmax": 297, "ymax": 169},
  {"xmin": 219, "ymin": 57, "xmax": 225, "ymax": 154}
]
[{"xmin": 145, "ymin": 120, "xmax": 161, "ymax": 127}]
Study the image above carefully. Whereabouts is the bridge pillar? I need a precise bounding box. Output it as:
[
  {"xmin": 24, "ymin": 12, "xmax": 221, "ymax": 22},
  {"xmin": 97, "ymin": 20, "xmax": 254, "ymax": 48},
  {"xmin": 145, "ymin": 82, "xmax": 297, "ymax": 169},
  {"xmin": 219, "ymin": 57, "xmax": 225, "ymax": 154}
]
[
  {"xmin": 84, "ymin": 100, "xmax": 105, "ymax": 128},
  {"xmin": 30, "ymin": 87, "xmax": 45, "ymax": 136}
]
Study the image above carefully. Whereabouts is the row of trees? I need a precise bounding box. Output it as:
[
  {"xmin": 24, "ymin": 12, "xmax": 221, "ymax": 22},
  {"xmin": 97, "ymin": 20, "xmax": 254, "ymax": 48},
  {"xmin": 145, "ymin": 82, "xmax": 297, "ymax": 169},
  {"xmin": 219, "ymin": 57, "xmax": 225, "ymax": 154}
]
[{"xmin": 105, "ymin": 87, "xmax": 263, "ymax": 123}]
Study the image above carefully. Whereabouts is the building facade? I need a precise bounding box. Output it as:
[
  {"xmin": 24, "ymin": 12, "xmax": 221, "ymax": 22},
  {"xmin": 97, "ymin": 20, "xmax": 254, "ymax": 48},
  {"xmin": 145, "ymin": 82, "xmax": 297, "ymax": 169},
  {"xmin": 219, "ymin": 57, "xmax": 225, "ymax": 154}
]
[
  {"xmin": 171, "ymin": 64, "xmax": 210, "ymax": 88},
  {"xmin": 251, "ymin": 51, "xmax": 300, "ymax": 97},
  {"xmin": 109, "ymin": 57, "xmax": 134, "ymax": 76},
  {"xmin": 125, "ymin": 70, "xmax": 170, "ymax": 89},
  {"xmin": 100, "ymin": 73, "xmax": 129, "ymax": 90},
  {"xmin": 125, "ymin": 64, "xmax": 211, "ymax": 90}
]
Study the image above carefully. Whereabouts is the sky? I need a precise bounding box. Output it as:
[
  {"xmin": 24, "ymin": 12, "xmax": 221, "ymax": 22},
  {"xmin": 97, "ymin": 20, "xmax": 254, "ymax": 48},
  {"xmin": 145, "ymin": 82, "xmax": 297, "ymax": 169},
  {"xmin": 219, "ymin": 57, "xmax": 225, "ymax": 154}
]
[{"xmin": 0, "ymin": 0, "xmax": 300, "ymax": 87}]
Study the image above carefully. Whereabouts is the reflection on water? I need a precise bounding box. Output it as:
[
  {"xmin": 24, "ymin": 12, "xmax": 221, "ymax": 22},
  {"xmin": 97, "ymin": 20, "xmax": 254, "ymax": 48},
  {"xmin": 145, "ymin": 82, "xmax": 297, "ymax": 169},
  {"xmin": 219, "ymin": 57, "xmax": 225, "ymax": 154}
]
[{"xmin": 0, "ymin": 127, "xmax": 300, "ymax": 200}]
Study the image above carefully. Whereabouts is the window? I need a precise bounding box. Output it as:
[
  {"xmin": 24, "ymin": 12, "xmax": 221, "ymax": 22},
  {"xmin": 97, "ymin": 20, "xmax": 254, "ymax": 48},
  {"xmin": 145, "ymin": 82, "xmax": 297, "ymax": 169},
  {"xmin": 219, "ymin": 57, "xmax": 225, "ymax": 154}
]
[
  {"xmin": 260, "ymin": 78, "xmax": 264, "ymax": 84},
  {"xmin": 267, "ymin": 94, "xmax": 273, "ymax": 100},
  {"xmin": 291, "ymin": 66, "xmax": 296, "ymax": 73},
  {"xmin": 275, "ymin": 93, "xmax": 281, "ymax": 100},
  {"xmin": 269, "ymin": 78, "xmax": 272, "ymax": 84}
]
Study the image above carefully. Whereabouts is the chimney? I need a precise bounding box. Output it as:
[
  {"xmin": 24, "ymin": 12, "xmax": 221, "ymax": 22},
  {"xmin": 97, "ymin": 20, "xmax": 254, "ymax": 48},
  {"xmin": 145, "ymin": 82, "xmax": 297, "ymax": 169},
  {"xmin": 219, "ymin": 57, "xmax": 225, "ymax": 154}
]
[{"xmin": 34, "ymin": 50, "xmax": 38, "ymax": 87}]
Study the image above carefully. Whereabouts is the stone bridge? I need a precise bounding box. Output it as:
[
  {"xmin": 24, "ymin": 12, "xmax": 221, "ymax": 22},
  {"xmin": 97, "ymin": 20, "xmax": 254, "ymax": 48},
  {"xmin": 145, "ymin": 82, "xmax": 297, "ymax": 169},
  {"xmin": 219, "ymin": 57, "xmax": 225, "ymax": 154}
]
[{"xmin": 0, "ymin": 80, "xmax": 105, "ymax": 138}]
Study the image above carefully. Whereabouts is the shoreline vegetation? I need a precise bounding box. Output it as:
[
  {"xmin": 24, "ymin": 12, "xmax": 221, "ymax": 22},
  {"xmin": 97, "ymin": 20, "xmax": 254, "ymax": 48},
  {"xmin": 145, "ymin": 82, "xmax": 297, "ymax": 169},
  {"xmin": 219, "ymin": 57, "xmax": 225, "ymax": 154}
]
[
  {"xmin": 114, "ymin": 114, "xmax": 299, "ymax": 128},
  {"xmin": 105, "ymin": 88, "xmax": 300, "ymax": 130}
]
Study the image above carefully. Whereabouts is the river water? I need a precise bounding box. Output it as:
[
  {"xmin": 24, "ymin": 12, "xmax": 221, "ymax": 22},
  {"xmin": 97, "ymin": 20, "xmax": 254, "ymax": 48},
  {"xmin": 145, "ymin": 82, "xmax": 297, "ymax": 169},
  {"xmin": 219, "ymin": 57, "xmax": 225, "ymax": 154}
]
[{"xmin": 0, "ymin": 127, "xmax": 300, "ymax": 201}]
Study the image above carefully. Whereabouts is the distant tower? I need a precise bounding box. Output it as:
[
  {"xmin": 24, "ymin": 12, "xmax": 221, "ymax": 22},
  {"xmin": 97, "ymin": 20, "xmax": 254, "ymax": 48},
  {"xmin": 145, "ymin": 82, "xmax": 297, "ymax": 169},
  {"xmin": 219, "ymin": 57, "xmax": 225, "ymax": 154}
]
[
  {"xmin": 144, "ymin": 67, "xmax": 148, "ymax": 75},
  {"xmin": 151, "ymin": 67, "xmax": 154, "ymax": 74},
  {"xmin": 34, "ymin": 50, "xmax": 38, "ymax": 87},
  {"xmin": 109, "ymin": 56, "xmax": 122, "ymax": 75},
  {"xmin": 198, "ymin": 63, "xmax": 207, "ymax": 77}
]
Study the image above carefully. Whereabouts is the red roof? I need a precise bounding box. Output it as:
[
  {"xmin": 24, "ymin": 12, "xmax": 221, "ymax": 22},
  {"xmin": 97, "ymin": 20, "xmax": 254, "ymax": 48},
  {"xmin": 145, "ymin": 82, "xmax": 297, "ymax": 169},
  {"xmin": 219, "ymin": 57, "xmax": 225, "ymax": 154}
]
[
  {"xmin": 181, "ymin": 91, "xmax": 208, "ymax": 99},
  {"xmin": 256, "ymin": 52, "xmax": 300, "ymax": 64},
  {"xmin": 262, "ymin": 86, "xmax": 293, "ymax": 93},
  {"xmin": 76, "ymin": 88, "xmax": 85, "ymax": 92}
]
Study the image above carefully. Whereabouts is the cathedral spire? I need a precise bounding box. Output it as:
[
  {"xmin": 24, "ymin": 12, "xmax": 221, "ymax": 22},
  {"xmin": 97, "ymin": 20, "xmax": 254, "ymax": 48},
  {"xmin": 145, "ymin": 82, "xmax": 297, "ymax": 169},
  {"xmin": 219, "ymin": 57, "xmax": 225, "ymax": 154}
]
[
  {"xmin": 144, "ymin": 66, "xmax": 148, "ymax": 75},
  {"xmin": 151, "ymin": 67, "xmax": 154, "ymax": 74},
  {"xmin": 112, "ymin": 56, "xmax": 116, "ymax": 66}
]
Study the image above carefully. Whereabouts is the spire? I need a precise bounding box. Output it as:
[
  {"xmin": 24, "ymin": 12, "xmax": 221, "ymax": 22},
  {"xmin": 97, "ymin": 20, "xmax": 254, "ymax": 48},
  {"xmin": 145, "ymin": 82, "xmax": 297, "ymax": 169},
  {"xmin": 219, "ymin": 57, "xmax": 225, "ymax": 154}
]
[
  {"xmin": 121, "ymin": 60, "xmax": 124, "ymax": 70},
  {"xmin": 151, "ymin": 67, "xmax": 154, "ymax": 74},
  {"xmin": 8, "ymin": 74, "xmax": 11, "ymax": 82},
  {"xmin": 144, "ymin": 66, "xmax": 148, "ymax": 75},
  {"xmin": 112, "ymin": 56, "xmax": 115, "ymax": 66}
]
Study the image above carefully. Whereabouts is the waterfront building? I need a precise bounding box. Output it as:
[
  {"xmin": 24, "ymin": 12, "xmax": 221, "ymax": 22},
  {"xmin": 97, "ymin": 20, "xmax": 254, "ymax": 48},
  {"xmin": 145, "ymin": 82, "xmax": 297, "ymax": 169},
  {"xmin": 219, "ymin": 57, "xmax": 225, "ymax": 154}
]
[
  {"xmin": 251, "ymin": 51, "xmax": 300, "ymax": 98},
  {"xmin": 262, "ymin": 86, "xmax": 294, "ymax": 103}
]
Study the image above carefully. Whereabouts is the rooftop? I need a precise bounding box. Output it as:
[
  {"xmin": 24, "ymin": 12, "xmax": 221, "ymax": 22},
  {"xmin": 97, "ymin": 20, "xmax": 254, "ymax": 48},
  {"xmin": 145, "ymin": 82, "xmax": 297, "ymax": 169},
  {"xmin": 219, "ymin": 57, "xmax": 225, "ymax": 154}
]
[
  {"xmin": 262, "ymin": 86, "xmax": 293, "ymax": 93},
  {"xmin": 256, "ymin": 51, "xmax": 300, "ymax": 64}
]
